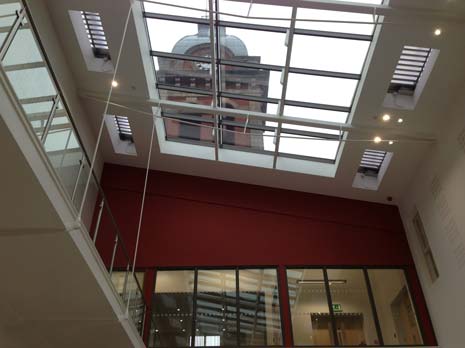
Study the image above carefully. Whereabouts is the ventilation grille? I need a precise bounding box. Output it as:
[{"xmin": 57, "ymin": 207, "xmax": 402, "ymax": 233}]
[
  {"xmin": 388, "ymin": 46, "xmax": 431, "ymax": 95},
  {"xmin": 114, "ymin": 116, "xmax": 133, "ymax": 142},
  {"xmin": 358, "ymin": 149, "xmax": 387, "ymax": 176},
  {"xmin": 81, "ymin": 11, "xmax": 110, "ymax": 59}
]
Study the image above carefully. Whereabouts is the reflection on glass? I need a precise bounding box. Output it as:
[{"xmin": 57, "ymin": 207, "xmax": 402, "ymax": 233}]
[
  {"xmin": 196, "ymin": 270, "xmax": 238, "ymax": 346},
  {"xmin": 326, "ymin": 269, "xmax": 380, "ymax": 346},
  {"xmin": 112, "ymin": 271, "xmax": 146, "ymax": 334},
  {"xmin": 279, "ymin": 124, "xmax": 340, "ymax": 160},
  {"xmin": 151, "ymin": 270, "xmax": 195, "ymax": 347},
  {"xmin": 219, "ymin": 27, "xmax": 287, "ymax": 66},
  {"xmin": 286, "ymin": 73, "xmax": 358, "ymax": 107},
  {"xmin": 238, "ymin": 269, "xmax": 282, "ymax": 346},
  {"xmin": 291, "ymin": 35, "xmax": 370, "ymax": 74},
  {"xmin": 368, "ymin": 270, "xmax": 423, "ymax": 346},
  {"xmin": 287, "ymin": 269, "xmax": 334, "ymax": 346}
]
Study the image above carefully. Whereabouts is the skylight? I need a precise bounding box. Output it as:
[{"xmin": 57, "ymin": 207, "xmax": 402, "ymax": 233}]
[
  {"xmin": 358, "ymin": 149, "xmax": 386, "ymax": 176},
  {"xmin": 114, "ymin": 115, "xmax": 133, "ymax": 142},
  {"xmin": 81, "ymin": 11, "xmax": 110, "ymax": 59},
  {"xmin": 388, "ymin": 46, "xmax": 431, "ymax": 95},
  {"xmin": 143, "ymin": 0, "xmax": 379, "ymax": 167}
]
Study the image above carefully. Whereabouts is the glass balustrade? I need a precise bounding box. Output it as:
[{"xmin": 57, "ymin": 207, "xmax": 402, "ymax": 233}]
[{"xmin": 0, "ymin": 2, "xmax": 149, "ymax": 340}]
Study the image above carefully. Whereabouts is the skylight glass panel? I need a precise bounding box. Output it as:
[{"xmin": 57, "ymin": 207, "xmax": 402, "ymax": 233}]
[
  {"xmin": 147, "ymin": 18, "xmax": 209, "ymax": 55},
  {"xmin": 286, "ymin": 73, "xmax": 358, "ymax": 107},
  {"xmin": 218, "ymin": 0, "xmax": 291, "ymax": 27},
  {"xmin": 278, "ymin": 124, "xmax": 340, "ymax": 160},
  {"xmin": 283, "ymin": 106, "xmax": 349, "ymax": 123},
  {"xmin": 291, "ymin": 35, "xmax": 370, "ymax": 74},
  {"xmin": 81, "ymin": 11, "xmax": 110, "ymax": 58},
  {"xmin": 219, "ymin": 27, "xmax": 287, "ymax": 66},
  {"xmin": 143, "ymin": 0, "xmax": 209, "ymax": 19},
  {"xmin": 296, "ymin": 8, "xmax": 376, "ymax": 36},
  {"xmin": 143, "ymin": 0, "xmax": 379, "ymax": 166}
]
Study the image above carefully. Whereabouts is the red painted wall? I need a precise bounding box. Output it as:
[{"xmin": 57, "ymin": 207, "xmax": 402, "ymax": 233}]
[{"xmin": 94, "ymin": 163, "xmax": 436, "ymax": 346}]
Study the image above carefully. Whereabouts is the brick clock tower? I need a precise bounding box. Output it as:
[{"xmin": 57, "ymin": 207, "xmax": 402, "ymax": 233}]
[{"xmin": 159, "ymin": 24, "xmax": 270, "ymax": 150}]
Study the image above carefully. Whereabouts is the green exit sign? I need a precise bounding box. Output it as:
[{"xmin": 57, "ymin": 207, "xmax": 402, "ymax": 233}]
[{"xmin": 332, "ymin": 304, "xmax": 343, "ymax": 312}]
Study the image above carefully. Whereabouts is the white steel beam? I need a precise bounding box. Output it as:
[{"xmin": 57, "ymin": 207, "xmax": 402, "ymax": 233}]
[
  {"xmin": 208, "ymin": 0, "xmax": 219, "ymax": 161},
  {"xmin": 273, "ymin": 7, "xmax": 297, "ymax": 169}
]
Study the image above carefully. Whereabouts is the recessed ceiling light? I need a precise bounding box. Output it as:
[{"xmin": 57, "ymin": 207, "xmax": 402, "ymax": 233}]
[
  {"xmin": 111, "ymin": 80, "xmax": 119, "ymax": 87},
  {"xmin": 397, "ymin": 118, "xmax": 404, "ymax": 123},
  {"xmin": 434, "ymin": 28, "xmax": 442, "ymax": 36},
  {"xmin": 382, "ymin": 114, "xmax": 391, "ymax": 122},
  {"xmin": 374, "ymin": 136, "xmax": 382, "ymax": 144},
  {"xmin": 389, "ymin": 140, "xmax": 394, "ymax": 145}
]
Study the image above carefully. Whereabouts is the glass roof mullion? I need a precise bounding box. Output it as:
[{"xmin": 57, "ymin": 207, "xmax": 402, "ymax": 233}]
[
  {"xmin": 293, "ymin": 28, "xmax": 371, "ymax": 41},
  {"xmin": 288, "ymin": 67, "xmax": 360, "ymax": 80},
  {"xmin": 285, "ymin": 100, "xmax": 351, "ymax": 114},
  {"xmin": 220, "ymin": 91, "xmax": 280, "ymax": 104},
  {"xmin": 150, "ymin": 51, "xmax": 212, "ymax": 64},
  {"xmin": 157, "ymin": 84, "xmax": 213, "ymax": 96},
  {"xmin": 208, "ymin": 0, "xmax": 220, "ymax": 161},
  {"xmin": 273, "ymin": 7, "xmax": 297, "ymax": 169},
  {"xmin": 218, "ymin": 20, "xmax": 288, "ymax": 33},
  {"xmin": 280, "ymin": 128, "xmax": 340, "ymax": 140},
  {"xmin": 220, "ymin": 59, "xmax": 283, "ymax": 72},
  {"xmin": 143, "ymin": 11, "xmax": 209, "ymax": 26}
]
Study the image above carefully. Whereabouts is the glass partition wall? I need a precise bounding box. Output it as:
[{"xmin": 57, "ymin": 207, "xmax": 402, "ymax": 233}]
[
  {"xmin": 287, "ymin": 268, "xmax": 424, "ymax": 347},
  {"xmin": 151, "ymin": 267, "xmax": 425, "ymax": 347},
  {"xmin": 150, "ymin": 268, "xmax": 283, "ymax": 347}
]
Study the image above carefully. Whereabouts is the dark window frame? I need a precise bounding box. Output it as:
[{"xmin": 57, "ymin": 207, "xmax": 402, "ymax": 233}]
[
  {"xmin": 150, "ymin": 266, "xmax": 285, "ymax": 348},
  {"xmin": 285, "ymin": 265, "xmax": 428, "ymax": 348}
]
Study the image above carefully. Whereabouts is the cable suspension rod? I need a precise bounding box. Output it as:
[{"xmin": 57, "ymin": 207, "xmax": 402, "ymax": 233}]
[{"xmin": 78, "ymin": 2, "xmax": 134, "ymax": 219}]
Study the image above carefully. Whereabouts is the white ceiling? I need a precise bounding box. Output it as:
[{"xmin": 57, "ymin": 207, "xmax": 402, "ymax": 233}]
[{"xmin": 39, "ymin": 0, "xmax": 465, "ymax": 205}]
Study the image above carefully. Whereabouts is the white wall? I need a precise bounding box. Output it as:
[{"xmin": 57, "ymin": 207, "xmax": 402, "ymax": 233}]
[{"xmin": 400, "ymin": 84, "xmax": 465, "ymax": 348}]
